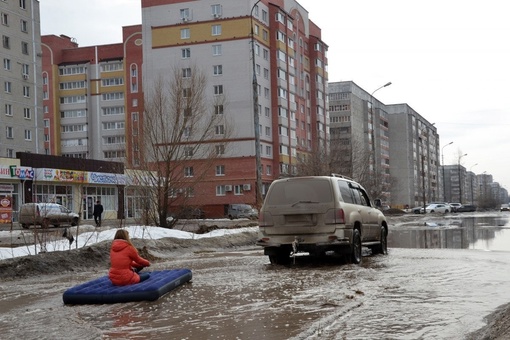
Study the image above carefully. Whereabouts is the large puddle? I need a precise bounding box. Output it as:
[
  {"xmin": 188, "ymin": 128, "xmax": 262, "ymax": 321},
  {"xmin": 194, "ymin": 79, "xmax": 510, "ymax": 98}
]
[{"xmin": 389, "ymin": 213, "xmax": 510, "ymax": 251}]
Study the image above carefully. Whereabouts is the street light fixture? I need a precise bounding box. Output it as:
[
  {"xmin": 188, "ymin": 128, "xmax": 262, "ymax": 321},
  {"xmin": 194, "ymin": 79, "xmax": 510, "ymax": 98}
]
[
  {"xmin": 250, "ymin": 0, "xmax": 262, "ymax": 208},
  {"xmin": 369, "ymin": 82, "xmax": 391, "ymax": 191},
  {"xmin": 458, "ymin": 153, "xmax": 468, "ymax": 204},
  {"xmin": 441, "ymin": 141, "xmax": 453, "ymax": 201}
]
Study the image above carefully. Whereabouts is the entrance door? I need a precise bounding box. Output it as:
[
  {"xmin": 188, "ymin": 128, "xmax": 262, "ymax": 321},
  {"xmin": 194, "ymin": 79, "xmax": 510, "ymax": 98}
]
[{"xmin": 83, "ymin": 196, "xmax": 95, "ymax": 220}]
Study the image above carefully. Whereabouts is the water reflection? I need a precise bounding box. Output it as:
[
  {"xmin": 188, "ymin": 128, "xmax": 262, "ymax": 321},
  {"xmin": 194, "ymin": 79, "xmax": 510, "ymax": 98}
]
[{"xmin": 388, "ymin": 215, "xmax": 510, "ymax": 251}]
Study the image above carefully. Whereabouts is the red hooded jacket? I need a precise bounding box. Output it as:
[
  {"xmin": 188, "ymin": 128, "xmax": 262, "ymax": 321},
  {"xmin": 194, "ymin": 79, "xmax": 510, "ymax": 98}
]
[{"xmin": 108, "ymin": 239, "xmax": 150, "ymax": 286}]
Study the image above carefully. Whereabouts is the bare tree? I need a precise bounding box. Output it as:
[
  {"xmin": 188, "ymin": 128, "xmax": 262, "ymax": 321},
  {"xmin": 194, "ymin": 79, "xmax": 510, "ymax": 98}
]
[{"xmin": 129, "ymin": 66, "xmax": 230, "ymax": 228}]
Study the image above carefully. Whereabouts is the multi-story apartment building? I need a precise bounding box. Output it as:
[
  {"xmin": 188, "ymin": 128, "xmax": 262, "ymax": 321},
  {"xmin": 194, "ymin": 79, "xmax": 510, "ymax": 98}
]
[
  {"xmin": 328, "ymin": 81, "xmax": 391, "ymax": 201},
  {"xmin": 41, "ymin": 26, "xmax": 144, "ymax": 163},
  {"xmin": 1, "ymin": 0, "xmax": 43, "ymax": 158},
  {"xmin": 387, "ymin": 104, "xmax": 440, "ymax": 208},
  {"xmin": 141, "ymin": 0, "xmax": 328, "ymax": 214}
]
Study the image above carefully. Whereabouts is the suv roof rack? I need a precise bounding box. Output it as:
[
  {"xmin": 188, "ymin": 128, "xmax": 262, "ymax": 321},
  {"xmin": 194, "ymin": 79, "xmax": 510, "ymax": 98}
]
[{"xmin": 331, "ymin": 173, "xmax": 353, "ymax": 180}]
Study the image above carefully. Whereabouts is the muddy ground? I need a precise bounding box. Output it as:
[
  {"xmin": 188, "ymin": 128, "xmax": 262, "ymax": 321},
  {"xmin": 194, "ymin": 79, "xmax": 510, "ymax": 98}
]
[{"xmin": 0, "ymin": 215, "xmax": 509, "ymax": 339}]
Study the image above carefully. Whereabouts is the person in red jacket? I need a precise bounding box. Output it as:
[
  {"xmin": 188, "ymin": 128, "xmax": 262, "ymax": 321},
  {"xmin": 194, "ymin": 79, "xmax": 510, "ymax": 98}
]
[{"xmin": 109, "ymin": 229, "xmax": 151, "ymax": 286}]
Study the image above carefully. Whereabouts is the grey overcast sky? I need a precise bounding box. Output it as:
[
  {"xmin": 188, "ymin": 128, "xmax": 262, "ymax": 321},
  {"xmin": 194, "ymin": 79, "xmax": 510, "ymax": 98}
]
[{"xmin": 40, "ymin": 0, "xmax": 510, "ymax": 190}]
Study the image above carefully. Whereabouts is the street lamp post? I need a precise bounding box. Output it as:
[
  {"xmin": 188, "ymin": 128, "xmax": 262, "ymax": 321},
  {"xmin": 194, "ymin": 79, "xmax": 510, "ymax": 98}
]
[
  {"xmin": 441, "ymin": 141, "xmax": 453, "ymax": 201},
  {"xmin": 250, "ymin": 0, "xmax": 262, "ymax": 208},
  {"xmin": 369, "ymin": 82, "xmax": 391, "ymax": 193},
  {"xmin": 457, "ymin": 153, "xmax": 467, "ymax": 203}
]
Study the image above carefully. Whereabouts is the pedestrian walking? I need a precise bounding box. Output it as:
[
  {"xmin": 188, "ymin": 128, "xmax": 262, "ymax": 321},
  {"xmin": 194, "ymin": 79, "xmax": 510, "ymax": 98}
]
[{"xmin": 93, "ymin": 200, "xmax": 104, "ymax": 227}]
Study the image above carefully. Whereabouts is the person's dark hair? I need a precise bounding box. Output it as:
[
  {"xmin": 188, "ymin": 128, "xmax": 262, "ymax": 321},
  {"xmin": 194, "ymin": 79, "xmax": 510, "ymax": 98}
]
[{"xmin": 114, "ymin": 229, "xmax": 134, "ymax": 247}]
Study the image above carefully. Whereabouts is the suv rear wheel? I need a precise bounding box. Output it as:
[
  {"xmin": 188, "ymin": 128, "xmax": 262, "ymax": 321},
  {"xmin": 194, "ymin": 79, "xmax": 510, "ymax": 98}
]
[
  {"xmin": 268, "ymin": 250, "xmax": 291, "ymax": 265},
  {"xmin": 351, "ymin": 229, "xmax": 362, "ymax": 264}
]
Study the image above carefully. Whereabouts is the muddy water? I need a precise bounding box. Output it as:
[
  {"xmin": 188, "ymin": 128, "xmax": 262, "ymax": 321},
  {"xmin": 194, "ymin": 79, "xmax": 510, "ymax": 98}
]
[{"xmin": 1, "ymin": 214, "xmax": 510, "ymax": 339}]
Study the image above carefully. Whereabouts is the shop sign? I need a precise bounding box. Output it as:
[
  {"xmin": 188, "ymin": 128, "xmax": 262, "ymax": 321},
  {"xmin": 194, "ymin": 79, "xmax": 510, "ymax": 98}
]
[
  {"xmin": 0, "ymin": 195, "xmax": 12, "ymax": 223},
  {"xmin": 89, "ymin": 172, "xmax": 126, "ymax": 185},
  {"xmin": 0, "ymin": 184, "xmax": 15, "ymax": 192},
  {"xmin": 0, "ymin": 167, "xmax": 11, "ymax": 179},
  {"xmin": 9, "ymin": 166, "xmax": 34, "ymax": 180}
]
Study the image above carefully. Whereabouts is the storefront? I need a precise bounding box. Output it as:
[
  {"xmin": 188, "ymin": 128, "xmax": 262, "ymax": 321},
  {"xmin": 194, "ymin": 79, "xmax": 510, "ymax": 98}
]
[{"xmin": 0, "ymin": 161, "xmax": 29, "ymax": 222}]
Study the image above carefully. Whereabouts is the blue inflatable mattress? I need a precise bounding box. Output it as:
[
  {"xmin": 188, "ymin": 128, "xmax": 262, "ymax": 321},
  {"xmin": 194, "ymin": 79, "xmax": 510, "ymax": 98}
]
[{"xmin": 63, "ymin": 269, "xmax": 192, "ymax": 305}]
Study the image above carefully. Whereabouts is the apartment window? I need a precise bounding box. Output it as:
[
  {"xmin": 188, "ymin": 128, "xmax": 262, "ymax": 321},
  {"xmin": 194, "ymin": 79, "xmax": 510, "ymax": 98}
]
[
  {"xmin": 264, "ymin": 68, "xmax": 269, "ymax": 79},
  {"xmin": 102, "ymin": 107, "xmax": 124, "ymax": 116},
  {"xmin": 101, "ymin": 78, "xmax": 123, "ymax": 86},
  {"xmin": 60, "ymin": 80, "xmax": 86, "ymax": 89},
  {"xmin": 6, "ymin": 149, "xmax": 14, "ymax": 158},
  {"xmin": 183, "ymin": 108, "xmax": 192, "ymax": 116},
  {"xmin": 214, "ymin": 104, "xmax": 224, "ymax": 115},
  {"xmin": 43, "ymin": 119, "xmax": 49, "ymax": 127},
  {"xmin": 234, "ymin": 185, "xmax": 243, "ymax": 195},
  {"xmin": 213, "ymin": 65, "xmax": 222, "ymax": 76},
  {"xmin": 181, "ymin": 48, "xmax": 190, "ymax": 59},
  {"xmin": 23, "ymin": 107, "xmax": 30, "ymax": 119},
  {"xmin": 132, "ymin": 112, "xmax": 139, "ymax": 121},
  {"xmin": 22, "ymin": 63, "xmax": 29, "ymax": 76},
  {"xmin": 1, "ymin": 12, "xmax": 7, "ymax": 26},
  {"xmin": 21, "ymin": 41, "xmax": 29, "ymax": 55},
  {"xmin": 265, "ymin": 107, "xmax": 270, "ymax": 117},
  {"xmin": 184, "ymin": 166, "xmax": 194, "ymax": 177},
  {"xmin": 102, "ymin": 92, "xmax": 124, "ymax": 101},
  {"xmin": 100, "ymin": 62, "xmax": 122, "ymax": 72},
  {"xmin": 265, "ymin": 126, "xmax": 270, "ymax": 136},
  {"xmin": 103, "ymin": 121, "xmax": 125, "ymax": 130},
  {"xmin": 19, "ymin": 0, "xmax": 26, "ymax": 9},
  {"xmin": 266, "ymin": 165, "xmax": 272, "ymax": 175},
  {"xmin": 4, "ymin": 81, "xmax": 11, "ymax": 93},
  {"xmin": 3, "ymin": 58, "xmax": 10, "ymax": 70},
  {"xmin": 254, "ymin": 24, "xmax": 259, "ymax": 35},
  {"xmin": 182, "ymin": 67, "xmax": 191, "ymax": 78},
  {"xmin": 183, "ymin": 126, "xmax": 191, "ymax": 137},
  {"xmin": 24, "ymin": 129, "xmax": 31, "ymax": 140},
  {"xmin": 211, "ymin": 4, "xmax": 222, "ymax": 17},
  {"xmin": 180, "ymin": 8, "xmax": 191, "ymax": 21},
  {"xmin": 213, "ymin": 85, "xmax": 223, "ymax": 95},
  {"xmin": 215, "ymin": 125, "xmax": 224, "ymax": 135},
  {"xmin": 262, "ymin": 10, "xmax": 268, "ymax": 22},
  {"xmin": 180, "ymin": 28, "xmax": 190, "ymax": 39},
  {"xmin": 216, "ymin": 165, "xmax": 225, "ymax": 176},
  {"xmin": 2, "ymin": 35, "xmax": 9, "ymax": 49},
  {"xmin": 60, "ymin": 65, "xmax": 86, "ymax": 75},
  {"xmin": 263, "ymin": 30, "xmax": 268, "ymax": 41},
  {"xmin": 184, "ymin": 147, "xmax": 193, "ymax": 157},
  {"xmin": 266, "ymin": 145, "xmax": 272, "ymax": 156},
  {"xmin": 264, "ymin": 87, "xmax": 269, "ymax": 98},
  {"xmin": 6, "ymin": 126, "xmax": 13, "ymax": 139},
  {"xmin": 212, "ymin": 24, "xmax": 221, "ymax": 36},
  {"xmin": 5, "ymin": 104, "xmax": 12, "ymax": 116},
  {"xmin": 216, "ymin": 185, "xmax": 226, "ymax": 196},
  {"xmin": 183, "ymin": 88, "xmax": 191, "ymax": 98},
  {"xmin": 20, "ymin": 19, "xmax": 28, "ymax": 32},
  {"xmin": 215, "ymin": 144, "xmax": 225, "ymax": 155},
  {"xmin": 212, "ymin": 44, "xmax": 222, "ymax": 56},
  {"xmin": 276, "ymin": 12, "xmax": 285, "ymax": 24}
]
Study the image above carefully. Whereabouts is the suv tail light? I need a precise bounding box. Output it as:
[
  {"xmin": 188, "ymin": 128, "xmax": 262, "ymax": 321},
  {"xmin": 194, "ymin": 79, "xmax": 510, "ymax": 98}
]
[
  {"xmin": 258, "ymin": 212, "xmax": 273, "ymax": 227},
  {"xmin": 325, "ymin": 208, "xmax": 345, "ymax": 224}
]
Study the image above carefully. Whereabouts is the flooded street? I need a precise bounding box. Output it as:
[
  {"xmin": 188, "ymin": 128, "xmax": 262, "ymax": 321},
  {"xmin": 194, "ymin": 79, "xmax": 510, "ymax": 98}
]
[{"xmin": 1, "ymin": 212, "xmax": 510, "ymax": 339}]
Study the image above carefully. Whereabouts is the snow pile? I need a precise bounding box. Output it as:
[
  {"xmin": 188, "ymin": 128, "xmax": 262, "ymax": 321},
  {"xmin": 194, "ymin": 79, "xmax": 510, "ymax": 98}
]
[{"xmin": 0, "ymin": 225, "xmax": 257, "ymax": 260}]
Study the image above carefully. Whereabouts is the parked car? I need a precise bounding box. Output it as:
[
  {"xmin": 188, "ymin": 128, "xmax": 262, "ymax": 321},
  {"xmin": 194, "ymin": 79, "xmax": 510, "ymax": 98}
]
[
  {"xmin": 257, "ymin": 174, "xmax": 388, "ymax": 265},
  {"xmin": 227, "ymin": 204, "xmax": 258, "ymax": 220},
  {"xmin": 501, "ymin": 204, "xmax": 510, "ymax": 212},
  {"xmin": 411, "ymin": 206, "xmax": 425, "ymax": 214},
  {"xmin": 19, "ymin": 203, "xmax": 80, "ymax": 228},
  {"xmin": 448, "ymin": 203, "xmax": 462, "ymax": 212},
  {"xmin": 425, "ymin": 203, "xmax": 450, "ymax": 214},
  {"xmin": 457, "ymin": 204, "xmax": 477, "ymax": 212}
]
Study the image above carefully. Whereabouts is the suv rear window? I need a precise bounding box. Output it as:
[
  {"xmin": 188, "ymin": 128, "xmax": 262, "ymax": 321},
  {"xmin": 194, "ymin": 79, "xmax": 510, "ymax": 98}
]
[{"xmin": 266, "ymin": 178, "xmax": 333, "ymax": 205}]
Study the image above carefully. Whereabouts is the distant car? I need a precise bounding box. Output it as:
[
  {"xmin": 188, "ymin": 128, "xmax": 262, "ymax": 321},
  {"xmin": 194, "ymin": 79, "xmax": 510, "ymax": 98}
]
[
  {"xmin": 501, "ymin": 204, "xmax": 510, "ymax": 212},
  {"xmin": 457, "ymin": 204, "xmax": 477, "ymax": 212},
  {"xmin": 19, "ymin": 203, "xmax": 80, "ymax": 228},
  {"xmin": 449, "ymin": 203, "xmax": 462, "ymax": 212},
  {"xmin": 425, "ymin": 203, "xmax": 450, "ymax": 214},
  {"xmin": 227, "ymin": 204, "xmax": 258, "ymax": 220},
  {"xmin": 412, "ymin": 206, "xmax": 425, "ymax": 214}
]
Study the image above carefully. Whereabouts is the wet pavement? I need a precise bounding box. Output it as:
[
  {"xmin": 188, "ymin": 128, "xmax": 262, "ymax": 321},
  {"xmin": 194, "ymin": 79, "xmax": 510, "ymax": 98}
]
[{"xmin": 1, "ymin": 212, "xmax": 510, "ymax": 339}]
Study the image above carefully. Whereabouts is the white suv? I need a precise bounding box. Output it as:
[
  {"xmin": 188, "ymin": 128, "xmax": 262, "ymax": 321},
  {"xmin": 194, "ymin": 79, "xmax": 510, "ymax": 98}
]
[{"xmin": 257, "ymin": 175, "xmax": 388, "ymax": 265}]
